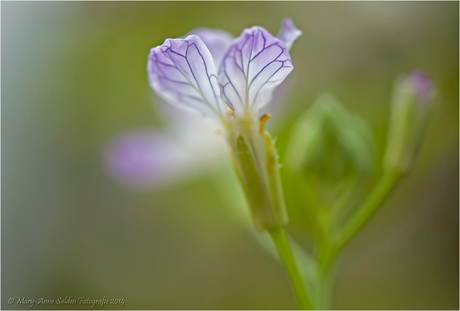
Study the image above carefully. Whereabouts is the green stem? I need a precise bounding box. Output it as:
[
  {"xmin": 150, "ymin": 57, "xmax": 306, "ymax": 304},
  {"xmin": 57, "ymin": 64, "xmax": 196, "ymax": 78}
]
[
  {"xmin": 268, "ymin": 228, "xmax": 314, "ymax": 310},
  {"xmin": 313, "ymin": 207, "xmax": 336, "ymax": 310},
  {"xmin": 317, "ymin": 268, "xmax": 334, "ymax": 310},
  {"xmin": 310, "ymin": 171, "xmax": 403, "ymax": 310},
  {"xmin": 320, "ymin": 171, "xmax": 404, "ymax": 272},
  {"xmin": 335, "ymin": 171, "xmax": 403, "ymax": 252}
]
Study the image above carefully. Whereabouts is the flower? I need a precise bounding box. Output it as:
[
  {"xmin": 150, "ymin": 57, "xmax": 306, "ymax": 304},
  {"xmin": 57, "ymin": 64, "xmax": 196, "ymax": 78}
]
[
  {"xmin": 147, "ymin": 18, "xmax": 301, "ymax": 121},
  {"xmin": 146, "ymin": 19, "xmax": 302, "ymax": 231}
]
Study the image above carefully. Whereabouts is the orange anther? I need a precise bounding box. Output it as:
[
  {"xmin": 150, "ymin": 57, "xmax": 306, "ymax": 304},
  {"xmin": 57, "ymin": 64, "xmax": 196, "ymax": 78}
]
[{"xmin": 259, "ymin": 114, "xmax": 272, "ymax": 134}]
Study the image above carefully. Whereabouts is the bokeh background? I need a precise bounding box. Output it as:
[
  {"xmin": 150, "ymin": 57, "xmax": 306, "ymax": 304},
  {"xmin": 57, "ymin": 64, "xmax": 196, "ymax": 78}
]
[{"xmin": 2, "ymin": 1, "xmax": 458, "ymax": 309}]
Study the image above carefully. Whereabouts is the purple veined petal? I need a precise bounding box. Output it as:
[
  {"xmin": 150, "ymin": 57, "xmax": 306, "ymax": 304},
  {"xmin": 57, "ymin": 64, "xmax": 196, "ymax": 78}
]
[
  {"xmin": 103, "ymin": 131, "xmax": 185, "ymax": 189},
  {"xmin": 218, "ymin": 26, "xmax": 294, "ymax": 117},
  {"xmin": 277, "ymin": 18, "xmax": 302, "ymax": 51},
  {"xmin": 147, "ymin": 35, "xmax": 227, "ymax": 118},
  {"xmin": 187, "ymin": 28, "xmax": 234, "ymax": 67},
  {"xmin": 259, "ymin": 75, "xmax": 293, "ymax": 120}
]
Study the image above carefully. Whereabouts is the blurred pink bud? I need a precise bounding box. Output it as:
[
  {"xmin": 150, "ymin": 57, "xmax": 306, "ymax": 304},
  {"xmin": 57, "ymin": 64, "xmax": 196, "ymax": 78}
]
[{"xmin": 403, "ymin": 70, "xmax": 433, "ymax": 106}]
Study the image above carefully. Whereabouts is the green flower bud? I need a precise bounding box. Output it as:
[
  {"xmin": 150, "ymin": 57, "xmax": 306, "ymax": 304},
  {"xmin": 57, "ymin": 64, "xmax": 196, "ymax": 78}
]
[
  {"xmin": 286, "ymin": 93, "xmax": 375, "ymax": 209},
  {"xmin": 384, "ymin": 71, "xmax": 434, "ymax": 175}
]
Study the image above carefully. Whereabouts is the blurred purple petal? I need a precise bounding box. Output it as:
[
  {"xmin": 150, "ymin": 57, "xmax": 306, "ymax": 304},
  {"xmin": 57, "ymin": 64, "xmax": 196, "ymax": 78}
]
[
  {"xmin": 188, "ymin": 28, "xmax": 234, "ymax": 67},
  {"xmin": 104, "ymin": 122, "xmax": 228, "ymax": 190},
  {"xmin": 277, "ymin": 18, "xmax": 302, "ymax": 51},
  {"xmin": 104, "ymin": 131, "xmax": 182, "ymax": 189},
  {"xmin": 218, "ymin": 26, "xmax": 293, "ymax": 117},
  {"xmin": 147, "ymin": 35, "xmax": 227, "ymax": 117}
]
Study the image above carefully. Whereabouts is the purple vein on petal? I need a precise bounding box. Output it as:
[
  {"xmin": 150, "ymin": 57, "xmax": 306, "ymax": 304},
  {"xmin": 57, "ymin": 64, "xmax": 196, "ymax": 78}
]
[
  {"xmin": 147, "ymin": 35, "xmax": 226, "ymax": 117},
  {"xmin": 218, "ymin": 26, "xmax": 295, "ymax": 116}
]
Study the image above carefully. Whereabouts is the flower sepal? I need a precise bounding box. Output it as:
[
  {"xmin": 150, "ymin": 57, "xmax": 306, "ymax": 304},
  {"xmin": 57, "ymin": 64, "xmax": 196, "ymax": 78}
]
[{"xmin": 229, "ymin": 118, "xmax": 288, "ymax": 232}]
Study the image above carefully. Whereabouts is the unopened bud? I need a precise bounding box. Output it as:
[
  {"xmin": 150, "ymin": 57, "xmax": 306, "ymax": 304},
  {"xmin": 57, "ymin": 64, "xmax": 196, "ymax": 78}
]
[
  {"xmin": 384, "ymin": 71, "xmax": 434, "ymax": 174},
  {"xmin": 286, "ymin": 93, "xmax": 375, "ymax": 207}
]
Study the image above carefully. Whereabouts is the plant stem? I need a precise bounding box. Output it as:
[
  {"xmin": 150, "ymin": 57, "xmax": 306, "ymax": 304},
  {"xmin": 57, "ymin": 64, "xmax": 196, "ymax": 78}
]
[
  {"xmin": 268, "ymin": 227, "xmax": 314, "ymax": 310},
  {"xmin": 317, "ymin": 267, "xmax": 335, "ymax": 310},
  {"xmin": 334, "ymin": 171, "xmax": 403, "ymax": 252},
  {"xmin": 318, "ymin": 171, "xmax": 404, "ymax": 273}
]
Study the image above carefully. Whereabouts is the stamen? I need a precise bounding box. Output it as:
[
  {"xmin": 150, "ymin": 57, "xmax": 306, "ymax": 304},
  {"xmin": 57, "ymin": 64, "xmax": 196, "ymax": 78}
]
[
  {"xmin": 227, "ymin": 108, "xmax": 234, "ymax": 115},
  {"xmin": 259, "ymin": 114, "xmax": 272, "ymax": 134}
]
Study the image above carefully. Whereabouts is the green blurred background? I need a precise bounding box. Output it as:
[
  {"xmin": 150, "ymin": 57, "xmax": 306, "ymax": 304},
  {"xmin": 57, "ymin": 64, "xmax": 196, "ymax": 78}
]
[{"xmin": 2, "ymin": 1, "xmax": 458, "ymax": 309}]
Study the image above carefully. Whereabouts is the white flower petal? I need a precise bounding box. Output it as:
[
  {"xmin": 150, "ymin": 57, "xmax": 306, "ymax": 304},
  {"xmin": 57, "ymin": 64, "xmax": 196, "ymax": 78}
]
[
  {"xmin": 218, "ymin": 26, "xmax": 294, "ymax": 117},
  {"xmin": 147, "ymin": 35, "xmax": 227, "ymax": 118},
  {"xmin": 188, "ymin": 28, "xmax": 234, "ymax": 67},
  {"xmin": 277, "ymin": 18, "xmax": 302, "ymax": 51}
]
